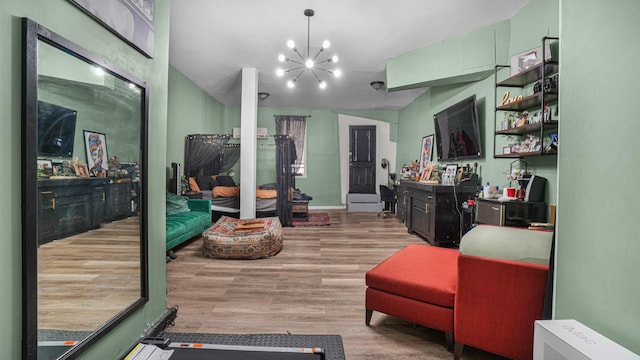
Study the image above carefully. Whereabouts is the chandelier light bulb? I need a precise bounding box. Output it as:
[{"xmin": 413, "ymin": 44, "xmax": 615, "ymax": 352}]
[
  {"xmin": 287, "ymin": 79, "xmax": 295, "ymax": 88},
  {"xmin": 287, "ymin": 40, "xmax": 295, "ymax": 49},
  {"xmin": 331, "ymin": 55, "xmax": 339, "ymax": 63},
  {"xmin": 333, "ymin": 69, "xmax": 342, "ymax": 78},
  {"xmin": 322, "ymin": 40, "xmax": 330, "ymax": 49},
  {"xmin": 319, "ymin": 81, "xmax": 327, "ymax": 89},
  {"xmin": 305, "ymin": 59, "xmax": 314, "ymax": 69},
  {"xmin": 276, "ymin": 68, "xmax": 285, "ymax": 77},
  {"xmin": 278, "ymin": 54, "xmax": 286, "ymax": 62}
]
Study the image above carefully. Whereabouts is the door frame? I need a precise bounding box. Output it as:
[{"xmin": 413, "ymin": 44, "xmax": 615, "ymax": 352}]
[{"xmin": 337, "ymin": 114, "xmax": 397, "ymax": 205}]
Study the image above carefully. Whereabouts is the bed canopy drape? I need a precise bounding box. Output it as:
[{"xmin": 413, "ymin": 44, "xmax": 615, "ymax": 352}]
[{"xmin": 185, "ymin": 134, "xmax": 240, "ymax": 177}]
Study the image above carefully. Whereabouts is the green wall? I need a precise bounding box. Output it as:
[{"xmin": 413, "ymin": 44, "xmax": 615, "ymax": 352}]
[
  {"xmin": 166, "ymin": 66, "xmax": 226, "ymax": 184},
  {"xmin": 555, "ymin": 0, "xmax": 640, "ymax": 353},
  {"xmin": 1, "ymin": 0, "xmax": 171, "ymax": 358}
]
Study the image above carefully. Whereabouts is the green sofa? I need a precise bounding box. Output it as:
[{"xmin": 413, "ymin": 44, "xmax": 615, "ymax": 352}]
[{"xmin": 166, "ymin": 196, "xmax": 212, "ymax": 251}]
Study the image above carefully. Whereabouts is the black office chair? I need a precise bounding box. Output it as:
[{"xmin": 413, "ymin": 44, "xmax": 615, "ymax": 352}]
[{"xmin": 378, "ymin": 185, "xmax": 396, "ymax": 218}]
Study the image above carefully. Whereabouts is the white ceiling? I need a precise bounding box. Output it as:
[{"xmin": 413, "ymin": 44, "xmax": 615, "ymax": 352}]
[{"xmin": 169, "ymin": 0, "xmax": 529, "ymax": 110}]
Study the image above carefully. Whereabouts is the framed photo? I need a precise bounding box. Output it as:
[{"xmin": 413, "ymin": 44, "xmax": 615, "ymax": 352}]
[
  {"xmin": 419, "ymin": 134, "xmax": 434, "ymax": 174},
  {"xmin": 37, "ymin": 159, "xmax": 53, "ymax": 176},
  {"xmin": 83, "ymin": 130, "xmax": 109, "ymax": 177},
  {"xmin": 510, "ymin": 44, "xmax": 552, "ymax": 76},
  {"xmin": 420, "ymin": 165, "xmax": 433, "ymax": 181},
  {"xmin": 503, "ymin": 146, "xmax": 512, "ymax": 155},
  {"xmin": 445, "ymin": 164, "xmax": 458, "ymax": 182},
  {"xmin": 73, "ymin": 163, "xmax": 90, "ymax": 177},
  {"xmin": 69, "ymin": 0, "xmax": 155, "ymax": 58}
]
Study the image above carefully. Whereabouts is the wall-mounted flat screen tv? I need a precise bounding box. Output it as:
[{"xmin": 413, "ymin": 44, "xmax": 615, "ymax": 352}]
[
  {"xmin": 433, "ymin": 95, "xmax": 482, "ymax": 161},
  {"xmin": 37, "ymin": 100, "xmax": 77, "ymax": 158}
]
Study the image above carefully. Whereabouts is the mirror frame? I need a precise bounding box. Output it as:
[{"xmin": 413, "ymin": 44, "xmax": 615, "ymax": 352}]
[{"xmin": 21, "ymin": 18, "xmax": 149, "ymax": 360}]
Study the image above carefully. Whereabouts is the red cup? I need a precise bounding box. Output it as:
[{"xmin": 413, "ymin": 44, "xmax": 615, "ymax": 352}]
[{"xmin": 506, "ymin": 188, "xmax": 516, "ymax": 197}]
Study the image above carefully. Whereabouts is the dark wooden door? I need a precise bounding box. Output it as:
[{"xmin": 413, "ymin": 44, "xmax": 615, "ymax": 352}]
[{"xmin": 349, "ymin": 126, "xmax": 376, "ymax": 193}]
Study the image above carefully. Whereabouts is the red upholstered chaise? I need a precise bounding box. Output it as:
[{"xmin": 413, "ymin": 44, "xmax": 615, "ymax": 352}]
[{"xmin": 365, "ymin": 225, "xmax": 553, "ymax": 359}]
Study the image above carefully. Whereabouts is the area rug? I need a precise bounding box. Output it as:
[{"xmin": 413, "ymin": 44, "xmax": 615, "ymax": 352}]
[
  {"xmin": 293, "ymin": 212, "xmax": 330, "ymax": 227},
  {"xmin": 160, "ymin": 332, "xmax": 345, "ymax": 360}
]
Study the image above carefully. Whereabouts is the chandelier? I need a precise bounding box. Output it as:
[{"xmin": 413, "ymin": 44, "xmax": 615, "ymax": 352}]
[{"xmin": 276, "ymin": 9, "xmax": 341, "ymax": 89}]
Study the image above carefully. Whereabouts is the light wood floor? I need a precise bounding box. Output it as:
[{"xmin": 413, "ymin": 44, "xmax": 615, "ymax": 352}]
[
  {"xmin": 38, "ymin": 217, "xmax": 141, "ymax": 331},
  {"xmin": 166, "ymin": 210, "xmax": 506, "ymax": 360}
]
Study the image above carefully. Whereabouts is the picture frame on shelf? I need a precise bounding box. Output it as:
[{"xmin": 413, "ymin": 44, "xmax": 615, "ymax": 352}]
[
  {"xmin": 444, "ymin": 164, "xmax": 458, "ymax": 182},
  {"xmin": 73, "ymin": 162, "xmax": 90, "ymax": 177},
  {"xmin": 419, "ymin": 134, "xmax": 434, "ymax": 175},
  {"xmin": 69, "ymin": 0, "xmax": 155, "ymax": 58},
  {"xmin": 83, "ymin": 130, "xmax": 109, "ymax": 177},
  {"xmin": 503, "ymin": 146, "xmax": 512, "ymax": 155},
  {"xmin": 37, "ymin": 159, "xmax": 53, "ymax": 176},
  {"xmin": 420, "ymin": 164, "xmax": 434, "ymax": 181},
  {"xmin": 510, "ymin": 43, "xmax": 552, "ymax": 76}
]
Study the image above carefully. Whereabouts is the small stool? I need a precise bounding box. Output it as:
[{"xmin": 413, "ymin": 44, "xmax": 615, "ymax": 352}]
[
  {"xmin": 290, "ymin": 200, "xmax": 309, "ymax": 221},
  {"xmin": 365, "ymin": 244, "xmax": 459, "ymax": 351},
  {"xmin": 202, "ymin": 216, "xmax": 283, "ymax": 259}
]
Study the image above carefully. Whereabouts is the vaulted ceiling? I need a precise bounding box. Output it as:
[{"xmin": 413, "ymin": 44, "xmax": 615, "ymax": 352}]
[{"xmin": 169, "ymin": 0, "xmax": 529, "ymax": 110}]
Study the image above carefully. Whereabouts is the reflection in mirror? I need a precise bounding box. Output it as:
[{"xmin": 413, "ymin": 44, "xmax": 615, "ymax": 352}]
[{"xmin": 22, "ymin": 18, "xmax": 148, "ymax": 360}]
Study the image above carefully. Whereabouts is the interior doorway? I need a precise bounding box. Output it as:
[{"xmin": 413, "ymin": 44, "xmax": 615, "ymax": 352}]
[{"xmin": 349, "ymin": 125, "xmax": 376, "ymax": 194}]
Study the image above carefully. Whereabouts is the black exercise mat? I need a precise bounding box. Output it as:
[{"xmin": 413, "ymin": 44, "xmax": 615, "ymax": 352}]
[
  {"xmin": 38, "ymin": 329, "xmax": 92, "ymax": 342},
  {"xmin": 161, "ymin": 333, "xmax": 345, "ymax": 360},
  {"xmin": 37, "ymin": 329, "xmax": 92, "ymax": 359}
]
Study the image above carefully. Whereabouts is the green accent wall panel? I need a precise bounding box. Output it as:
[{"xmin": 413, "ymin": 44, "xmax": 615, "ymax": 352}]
[
  {"xmin": 386, "ymin": 23, "xmax": 509, "ymax": 91},
  {"xmin": 555, "ymin": 0, "xmax": 640, "ymax": 354}
]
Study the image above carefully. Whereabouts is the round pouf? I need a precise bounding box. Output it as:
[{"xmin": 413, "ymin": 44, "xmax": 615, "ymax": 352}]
[{"xmin": 202, "ymin": 216, "xmax": 283, "ymax": 259}]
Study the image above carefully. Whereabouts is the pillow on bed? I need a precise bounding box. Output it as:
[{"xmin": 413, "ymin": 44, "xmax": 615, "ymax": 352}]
[
  {"xmin": 215, "ymin": 175, "xmax": 236, "ymax": 187},
  {"xmin": 188, "ymin": 177, "xmax": 200, "ymax": 192},
  {"xmin": 196, "ymin": 174, "xmax": 215, "ymax": 190},
  {"xmin": 213, "ymin": 186, "xmax": 240, "ymax": 198},
  {"xmin": 256, "ymin": 189, "xmax": 277, "ymax": 199},
  {"xmin": 209, "ymin": 176, "xmax": 220, "ymax": 188}
]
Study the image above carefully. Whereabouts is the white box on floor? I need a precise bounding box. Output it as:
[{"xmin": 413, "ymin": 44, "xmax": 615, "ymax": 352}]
[{"xmin": 534, "ymin": 319, "xmax": 640, "ymax": 360}]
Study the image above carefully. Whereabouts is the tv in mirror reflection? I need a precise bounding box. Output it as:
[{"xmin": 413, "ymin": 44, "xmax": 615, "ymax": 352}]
[
  {"xmin": 37, "ymin": 100, "xmax": 77, "ymax": 158},
  {"xmin": 433, "ymin": 94, "xmax": 482, "ymax": 161}
]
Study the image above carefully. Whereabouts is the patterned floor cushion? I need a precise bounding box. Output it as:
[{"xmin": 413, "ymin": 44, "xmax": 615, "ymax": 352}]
[{"xmin": 202, "ymin": 216, "xmax": 283, "ymax": 259}]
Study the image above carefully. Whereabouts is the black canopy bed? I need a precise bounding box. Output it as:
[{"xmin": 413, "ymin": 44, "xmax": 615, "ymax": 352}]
[{"xmin": 184, "ymin": 134, "xmax": 295, "ymax": 226}]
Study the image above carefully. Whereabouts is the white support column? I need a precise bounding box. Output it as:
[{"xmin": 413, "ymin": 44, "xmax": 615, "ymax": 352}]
[{"xmin": 240, "ymin": 68, "xmax": 258, "ymax": 219}]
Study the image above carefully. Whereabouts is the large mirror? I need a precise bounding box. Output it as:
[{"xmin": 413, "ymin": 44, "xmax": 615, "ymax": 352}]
[{"xmin": 21, "ymin": 18, "xmax": 148, "ymax": 360}]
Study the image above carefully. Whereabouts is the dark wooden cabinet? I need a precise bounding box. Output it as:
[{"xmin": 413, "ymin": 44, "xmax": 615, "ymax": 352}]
[
  {"xmin": 395, "ymin": 184, "xmax": 410, "ymax": 223},
  {"xmin": 399, "ymin": 181, "xmax": 477, "ymax": 247},
  {"xmin": 37, "ymin": 178, "xmax": 133, "ymax": 245},
  {"xmin": 37, "ymin": 190, "xmax": 57, "ymax": 241},
  {"xmin": 105, "ymin": 182, "xmax": 132, "ymax": 221},
  {"xmin": 92, "ymin": 183, "xmax": 106, "ymax": 224},
  {"xmin": 37, "ymin": 178, "xmax": 107, "ymax": 245}
]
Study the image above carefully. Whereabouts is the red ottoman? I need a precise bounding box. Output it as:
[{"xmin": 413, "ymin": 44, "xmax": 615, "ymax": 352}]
[{"xmin": 365, "ymin": 244, "xmax": 459, "ymax": 350}]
